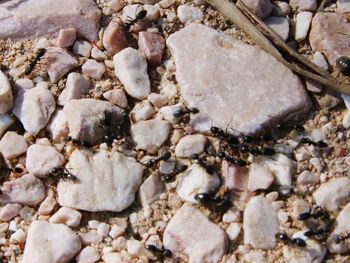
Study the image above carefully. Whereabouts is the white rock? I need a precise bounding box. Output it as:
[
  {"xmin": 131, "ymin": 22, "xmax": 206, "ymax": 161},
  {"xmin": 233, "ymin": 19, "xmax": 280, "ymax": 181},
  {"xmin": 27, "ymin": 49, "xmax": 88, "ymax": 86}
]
[
  {"xmin": 91, "ymin": 46, "xmax": 108, "ymax": 61},
  {"xmin": 38, "ymin": 196, "xmax": 56, "ymax": 215},
  {"xmin": 73, "ymin": 40, "xmax": 92, "ymax": 57},
  {"xmin": 76, "ymin": 246, "xmax": 100, "ymax": 263},
  {"xmin": 272, "ymin": 1, "xmax": 291, "ymax": 16},
  {"xmin": 26, "ymin": 144, "xmax": 64, "ymax": 178},
  {"xmin": 290, "ymin": 0, "xmax": 317, "ymax": 11},
  {"xmin": 177, "ymin": 5, "xmax": 203, "ymax": 24},
  {"xmin": 243, "ymin": 196, "xmax": 279, "ymax": 249},
  {"xmin": 97, "ymin": 223, "xmax": 110, "ymax": 237},
  {"xmin": 57, "ymin": 149, "xmax": 143, "ymax": 212},
  {"xmin": 167, "ymin": 24, "xmax": 310, "ymax": 135},
  {"xmin": 88, "ymin": 220, "xmax": 100, "ymax": 229},
  {"xmin": 265, "ymin": 16, "xmax": 290, "ymax": 41},
  {"xmin": 139, "ymin": 173, "xmax": 164, "ymax": 206},
  {"xmin": 58, "ymin": 28, "xmax": 76, "ymax": 48},
  {"xmin": 58, "ymin": 73, "xmax": 90, "ymax": 106},
  {"xmin": 226, "ymin": 223, "xmax": 241, "ymax": 241},
  {"xmin": 103, "ymin": 252, "xmax": 131, "ymax": 263},
  {"xmin": 338, "ymin": 0, "xmax": 350, "ymax": 12},
  {"xmin": 0, "ymin": 0, "xmax": 101, "ymax": 41},
  {"xmin": 127, "ymin": 240, "xmax": 146, "ymax": 256},
  {"xmin": 175, "ymin": 134, "xmax": 207, "ymax": 158},
  {"xmin": 0, "ymin": 70, "xmax": 13, "ymax": 114},
  {"xmin": 148, "ymin": 93, "xmax": 168, "ymax": 108},
  {"xmin": 297, "ymin": 170, "xmax": 319, "ymax": 185},
  {"xmin": 20, "ymin": 206, "xmax": 36, "ymax": 222},
  {"xmin": 0, "ymin": 114, "xmax": 15, "ymax": 138},
  {"xmin": 109, "ymin": 225, "xmax": 126, "ymax": 239},
  {"xmin": 0, "ymin": 174, "xmax": 45, "ymax": 206},
  {"xmin": 306, "ymin": 52, "xmax": 328, "ymax": 92},
  {"xmin": 80, "ymin": 232, "xmax": 103, "ymax": 245},
  {"xmin": 130, "ymin": 100, "xmax": 156, "ymax": 122},
  {"xmin": 103, "ymin": 89, "xmax": 128, "ymax": 108},
  {"xmin": 343, "ymin": 110, "xmax": 350, "ymax": 129},
  {"xmin": 49, "ymin": 207, "xmax": 82, "ymax": 227},
  {"xmin": 159, "ymin": 103, "xmax": 186, "ymax": 124},
  {"xmin": 0, "ymin": 204, "xmax": 22, "ymax": 221},
  {"xmin": 112, "ymin": 236, "xmax": 127, "ymax": 250},
  {"xmin": 113, "ymin": 47, "xmax": 151, "ymax": 100},
  {"xmin": 223, "ymin": 208, "xmax": 241, "ymax": 223},
  {"xmin": 82, "ymin": 59, "xmax": 106, "ymax": 80},
  {"xmin": 131, "ymin": 119, "xmax": 170, "ymax": 154},
  {"xmin": 63, "ymin": 99, "xmax": 124, "ymax": 145},
  {"xmin": 0, "ymin": 132, "xmax": 28, "ymax": 159},
  {"xmin": 294, "ymin": 12, "xmax": 313, "ymax": 42},
  {"xmin": 313, "ymin": 177, "xmax": 350, "ymax": 211},
  {"xmin": 283, "ymin": 239, "xmax": 326, "ymax": 263},
  {"xmin": 177, "ymin": 163, "xmax": 220, "ymax": 203},
  {"xmin": 247, "ymin": 163, "xmax": 274, "ymax": 191},
  {"xmin": 238, "ymin": 0, "xmax": 273, "ymax": 19},
  {"xmin": 292, "ymin": 199, "xmax": 311, "ymax": 219},
  {"xmin": 10, "ymin": 228, "xmax": 26, "ymax": 243},
  {"xmin": 23, "ymin": 220, "xmax": 82, "ymax": 263},
  {"xmin": 164, "ymin": 205, "xmax": 227, "ymax": 263},
  {"xmin": 46, "ymin": 109, "xmax": 69, "ymax": 143},
  {"xmin": 144, "ymin": 4, "xmax": 160, "ymax": 21}
]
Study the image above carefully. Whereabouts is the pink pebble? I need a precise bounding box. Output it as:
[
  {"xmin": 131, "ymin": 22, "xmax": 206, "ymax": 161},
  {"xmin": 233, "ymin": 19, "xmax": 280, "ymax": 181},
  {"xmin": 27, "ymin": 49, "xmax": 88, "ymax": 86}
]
[
  {"xmin": 103, "ymin": 18, "xmax": 128, "ymax": 55},
  {"xmin": 58, "ymin": 28, "xmax": 76, "ymax": 48},
  {"xmin": 82, "ymin": 59, "xmax": 105, "ymax": 80},
  {"xmin": 138, "ymin": 31, "xmax": 165, "ymax": 66}
]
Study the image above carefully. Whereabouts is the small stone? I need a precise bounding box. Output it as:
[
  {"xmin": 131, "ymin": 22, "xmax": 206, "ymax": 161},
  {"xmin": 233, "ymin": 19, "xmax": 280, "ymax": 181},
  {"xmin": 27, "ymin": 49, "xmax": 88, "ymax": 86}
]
[
  {"xmin": 45, "ymin": 47, "xmax": 79, "ymax": 83},
  {"xmin": 222, "ymin": 161, "xmax": 248, "ymax": 192},
  {"xmin": 343, "ymin": 110, "xmax": 350, "ymax": 129},
  {"xmin": 264, "ymin": 16, "xmax": 290, "ymax": 41},
  {"xmin": 73, "ymin": 40, "xmax": 92, "ymax": 57},
  {"xmin": 144, "ymin": 4, "xmax": 160, "ymax": 21},
  {"xmin": 103, "ymin": 252, "xmax": 131, "ymax": 263},
  {"xmin": 223, "ymin": 208, "xmax": 241, "ymax": 223},
  {"xmin": 139, "ymin": 173, "xmax": 164, "ymax": 206},
  {"xmin": 58, "ymin": 28, "xmax": 76, "ymax": 48},
  {"xmin": 0, "ymin": 114, "xmax": 15, "ymax": 137},
  {"xmin": 131, "ymin": 119, "xmax": 170, "ymax": 154},
  {"xmin": 127, "ymin": 240, "xmax": 146, "ymax": 256},
  {"xmin": 97, "ymin": 223, "xmax": 110, "ymax": 237},
  {"xmin": 242, "ymin": 251, "xmax": 266, "ymax": 263},
  {"xmin": 238, "ymin": 0, "xmax": 273, "ymax": 19},
  {"xmin": 91, "ymin": 46, "xmax": 108, "ymax": 61},
  {"xmin": 46, "ymin": 109, "xmax": 69, "ymax": 143},
  {"xmin": 112, "ymin": 236, "xmax": 127, "ymax": 250},
  {"xmin": 272, "ymin": 2, "xmax": 291, "ymax": 16},
  {"xmin": 310, "ymin": 157, "xmax": 323, "ymax": 172},
  {"xmin": 177, "ymin": 163, "xmax": 220, "ymax": 203},
  {"xmin": 103, "ymin": 89, "xmax": 128, "ymax": 108},
  {"xmin": 164, "ymin": 205, "xmax": 227, "ymax": 263},
  {"xmin": 10, "ymin": 228, "xmax": 26, "ymax": 243},
  {"xmin": 138, "ymin": 32, "xmax": 165, "ymax": 65},
  {"xmin": 334, "ymin": 144, "xmax": 346, "ymax": 157},
  {"xmin": 247, "ymin": 163, "xmax": 274, "ymax": 191},
  {"xmin": 283, "ymin": 239, "xmax": 326, "ymax": 263},
  {"xmin": 294, "ymin": 12, "xmax": 313, "ymax": 42},
  {"xmin": 289, "ymin": 0, "xmax": 317, "ymax": 11},
  {"xmin": 0, "ymin": 174, "xmax": 45, "ymax": 206},
  {"xmin": 0, "ymin": 204, "xmax": 22, "ymax": 221},
  {"xmin": 159, "ymin": 0, "xmax": 175, "ymax": 8},
  {"xmin": 103, "ymin": 18, "xmax": 128, "ymax": 55},
  {"xmin": 226, "ymin": 223, "xmax": 241, "ymax": 242},
  {"xmin": 49, "ymin": 207, "xmax": 82, "ymax": 227},
  {"xmin": 148, "ymin": 93, "xmax": 168, "ymax": 108},
  {"xmin": 297, "ymin": 170, "xmax": 319, "ymax": 185},
  {"xmin": 0, "ymin": 70, "xmax": 13, "ymax": 114},
  {"xmin": 0, "ymin": 132, "xmax": 28, "ymax": 159},
  {"xmin": 26, "ymin": 143, "xmax": 64, "ymax": 178},
  {"xmin": 20, "ymin": 206, "xmax": 36, "ymax": 222},
  {"xmin": 38, "ymin": 196, "xmax": 56, "ymax": 215},
  {"xmin": 12, "ymin": 83, "xmax": 56, "ymax": 135},
  {"xmin": 80, "ymin": 232, "xmax": 103, "ymax": 245},
  {"xmin": 130, "ymin": 100, "xmax": 156, "ymax": 122},
  {"xmin": 313, "ymin": 177, "xmax": 350, "ymax": 211},
  {"xmin": 175, "ymin": 134, "xmax": 207, "ymax": 158},
  {"xmin": 76, "ymin": 246, "xmax": 100, "ymax": 263},
  {"xmin": 292, "ymin": 199, "xmax": 311, "ymax": 219},
  {"xmin": 108, "ymin": 0, "xmax": 125, "ymax": 11},
  {"xmin": 338, "ymin": 0, "xmax": 350, "ymax": 12},
  {"xmin": 177, "ymin": 5, "xmax": 203, "ymax": 24},
  {"xmin": 23, "ymin": 220, "xmax": 81, "ymax": 263},
  {"xmin": 243, "ymin": 196, "xmax": 279, "ymax": 249},
  {"xmin": 159, "ymin": 103, "xmax": 186, "ymax": 124},
  {"xmin": 113, "ymin": 47, "xmax": 151, "ymax": 100},
  {"xmin": 58, "ymin": 73, "xmax": 90, "ymax": 106},
  {"xmin": 109, "ymin": 225, "xmax": 126, "ymax": 239},
  {"xmin": 306, "ymin": 52, "xmax": 328, "ymax": 93},
  {"xmin": 88, "ymin": 220, "xmax": 100, "ymax": 229},
  {"xmin": 82, "ymin": 59, "xmax": 105, "ymax": 80}
]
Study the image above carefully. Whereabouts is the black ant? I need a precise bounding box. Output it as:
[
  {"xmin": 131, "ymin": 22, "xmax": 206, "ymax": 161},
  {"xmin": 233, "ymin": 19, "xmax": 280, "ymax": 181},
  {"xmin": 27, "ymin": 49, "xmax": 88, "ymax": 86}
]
[
  {"xmin": 275, "ymin": 232, "xmax": 306, "ymax": 247},
  {"xmin": 123, "ymin": 9, "xmax": 147, "ymax": 31},
  {"xmin": 145, "ymin": 244, "xmax": 172, "ymax": 260},
  {"xmin": 299, "ymin": 138, "xmax": 328, "ymax": 148},
  {"xmin": 100, "ymin": 111, "xmax": 127, "ymax": 145},
  {"xmin": 51, "ymin": 167, "xmax": 78, "ymax": 182},
  {"xmin": 173, "ymin": 107, "xmax": 199, "ymax": 118},
  {"xmin": 144, "ymin": 151, "xmax": 171, "ymax": 167},
  {"xmin": 217, "ymin": 151, "xmax": 247, "ymax": 166},
  {"xmin": 194, "ymin": 192, "xmax": 232, "ymax": 214},
  {"xmin": 210, "ymin": 126, "xmax": 240, "ymax": 147},
  {"xmin": 3, "ymin": 167, "xmax": 24, "ymax": 174},
  {"xmin": 23, "ymin": 48, "xmax": 46, "ymax": 75},
  {"xmin": 333, "ymin": 232, "xmax": 350, "ymax": 244},
  {"xmin": 160, "ymin": 165, "xmax": 188, "ymax": 182},
  {"xmin": 191, "ymin": 154, "xmax": 215, "ymax": 174},
  {"xmin": 65, "ymin": 136, "xmax": 93, "ymax": 148},
  {"xmin": 298, "ymin": 206, "xmax": 330, "ymax": 221}
]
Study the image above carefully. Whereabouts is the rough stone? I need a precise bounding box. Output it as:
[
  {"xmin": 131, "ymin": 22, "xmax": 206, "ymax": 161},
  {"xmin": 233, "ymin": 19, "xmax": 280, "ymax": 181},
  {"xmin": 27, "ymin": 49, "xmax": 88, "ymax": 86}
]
[
  {"xmin": 58, "ymin": 73, "xmax": 90, "ymax": 106},
  {"xmin": 103, "ymin": 18, "xmax": 128, "ymax": 55},
  {"xmin": 167, "ymin": 24, "xmax": 310, "ymax": 135},
  {"xmin": 0, "ymin": 0, "xmax": 101, "ymax": 41},
  {"xmin": 306, "ymin": 52, "xmax": 328, "ymax": 93},
  {"xmin": 76, "ymin": 246, "xmax": 100, "ymax": 263},
  {"xmin": 130, "ymin": 100, "xmax": 156, "ymax": 122},
  {"xmin": 264, "ymin": 16, "xmax": 290, "ymax": 41},
  {"xmin": 177, "ymin": 5, "xmax": 203, "ymax": 24},
  {"xmin": 0, "ymin": 204, "xmax": 22, "ymax": 221},
  {"xmin": 243, "ymin": 196, "xmax": 279, "ymax": 249},
  {"xmin": 247, "ymin": 163, "xmax": 274, "ymax": 191},
  {"xmin": 222, "ymin": 161, "xmax": 249, "ymax": 192},
  {"xmin": 23, "ymin": 220, "xmax": 82, "ymax": 263},
  {"xmin": 0, "ymin": 70, "xmax": 13, "ymax": 114},
  {"xmin": 138, "ymin": 31, "xmax": 165, "ymax": 65},
  {"xmin": 338, "ymin": 0, "xmax": 350, "ymax": 13},
  {"xmin": 103, "ymin": 89, "xmax": 128, "ymax": 108},
  {"xmin": 0, "ymin": 114, "xmax": 15, "ymax": 138},
  {"xmin": 49, "ymin": 207, "xmax": 82, "ymax": 227},
  {"xmin": 238, "ymin": 0, "xmax": 273, "ymax": 20},
  {"xmin": 313, "ymin": 177, "xmax": 350, "ymax": 211},
  {"xmin": 148, "ymin": 93, "xmax": 168, "ymax": 108},
  {"xmin": 283, "ymin": 239, "xmax": 326, "ymax": 263},
  {"xmin": 175, "ymin": 134, "xmax": 207, "ymax": 158},
  {"xmin": 159, "ymin": 103, "xmax": 186, "ymax": 124},
  {"xmin": 294, "ymin": 12, "xmax": 313, "ymax": 42},
  {"xmin": 297, "ymin": 170, "xmax": 319, "ymax": 185},
  {"xmin": 103, "ymin": 252, "xmax": 131, "ymax": 263},
  {"xmin": 58, "ymin": 28, "xmax": 76, "ymax": 48},
  {"xmin": 97, "ymin": 223, "xmax": 110, "ymax": 237},
  {"xmin": 82, "ymin": 60, "xmax": 105, "ymax": 80},
  {"xmin": 0, "ymin": 174, "xmax": 45, "ymax": 206},
  {"xmin": 79, "ymin": 232, "xmax": 103, "ymax": 245},
  {"xmin": 272, "ymin": 2, "xmax": 291, "ymax": 16},
  {"xmin": 164, "ymin": 205, "xmax": 227, "ymax": 263},
  {"xmin": 10, "ymin": 228, "xmax": 26, "ymax": 243},
  {"xmin": 226, "ymin": 223, "xmax": 242, "ymax": 242},
  {"xmin": 91, "ymin": 46, "xmax": 108, "ymax": 61},
  {"xmin": 289, "ymin": 0, "xmax": 317, "ymax": 11},
  {"xmin": 57, "ymin": 149, "xmax": 143, "ymax": 212},
  {"xmin": 131, "ymin": 119, "xmax": 170, "ymax": 154},
  {"xmin": 46, "ymin": 109, "xmax": 69, "ymax": 143},
  {"xmin": 139, "ymin": 173, "xmax": 164, "ymax": 206},
  {"xmin": 38, "ymin": 196, "xmax": 56, "ymax": 215},
  {"xmin": 73, "ymin": 40, "xmax": 92, "ymax": 57},
  {"xmin": 113, "ymin": 47, "xmax": 151, "ymax": 100},
  {"xmin": 0, "ymin": 132, "xmax": 28, "ymax": 159}
]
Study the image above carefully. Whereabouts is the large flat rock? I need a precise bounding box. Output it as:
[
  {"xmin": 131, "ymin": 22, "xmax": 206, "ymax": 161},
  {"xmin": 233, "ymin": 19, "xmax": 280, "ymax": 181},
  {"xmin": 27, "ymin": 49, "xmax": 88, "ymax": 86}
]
[
  {"xmin": 0, "ymin": 0, "xmax": 101, "ymax": 41},
  {"xmin": 167, "ymin": 24, "xmax": 310, "ymax": 135}
]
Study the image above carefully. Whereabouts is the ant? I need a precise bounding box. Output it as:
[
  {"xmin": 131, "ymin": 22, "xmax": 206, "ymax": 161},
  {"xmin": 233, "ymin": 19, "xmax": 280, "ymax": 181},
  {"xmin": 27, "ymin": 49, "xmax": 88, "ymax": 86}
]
[
  {"xmin": 3, "ymin": 167, "xmax": 24, "ymax": 174},
  {"xmin": 123, "ymin": 9, "xmax": 147, "ymax": 31},
  {"xmin": 191, "ymin": 154, "xmax": 215, "ymax": 174},
  {"xmin": 160, "ymin": 165, "xmax": 188, "ymax": 182},
  {"xmin": 299, "ymin": 138, "xmax": 328, "ymax": 148},
  {"xmin": 51, "ymin": 167, "xmax": 78, "ymax": 182},
  {"xmin": 210, "ymin": 126, "xmax": 240, "ymax": 146},
  {"xmin": 333, "ymin": 232, "xmax": 350, "ymax": 244},
  {"xmin": 194, "ymin": 192, "xmax": 232, "ymax": 214},
  {"xmin": 65, "ymin": 136, "xmax": 93, "ymax": 148},
  {"xmin": 298, "ymin": 206, "xmax": 330, "ymax": 221},
  {"xmin": 173, "ymin": 107, "xmax": 199, "ymax": 118},
  {"xmin": 100, "ymin": 111, "xmax": 127, "ymax": 144},
  {"xmin": 275, "ymin": 232, "xmax": 306, "ymax": 247},
  {"xmin": 144, "ymin": 151, "xmax": 171, "ymax": 167},
  {"xmin": 217, "ymin": 151, "xmax": 247, "ymax": 166},
  {"xmin": 23, "ymin": 48, "xmax": 46, "ymax": 75},
  {"xmin": 145, "ymin": 244, "xmax": 172, "ymax": 260}
]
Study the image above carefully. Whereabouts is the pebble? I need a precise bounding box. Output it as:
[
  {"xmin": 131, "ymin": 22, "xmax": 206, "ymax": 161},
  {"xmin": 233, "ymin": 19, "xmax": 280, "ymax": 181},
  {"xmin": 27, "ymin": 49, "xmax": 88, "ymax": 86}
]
[
  {"xmin": 131, "ymin": 119, "xmax": 170, "ymax": 154},
  {"xmin": 0, "ymin": 0, "xmax": 101, "ymax": 41},
  {"xmin": 45, "ymin": 47, "xmax": 79, "ymax": 83},
  {"xmin": 109, "ymin": 225, "xmax": 126, "ymax": 239},
  {"xmin": 164, "ymin": 205, "xmax": 227, "ymax": 263},
  {"xmin": 73, "ymin": 40, "xmax": 93, "ymax": 57},
  {"xmin": 138, "ymin": 31, "xmax": 165, "ymax": 65},
  {"xmin": 58, "ymin": 72, "xmax": 90, "ymax": 105},
  {"xmin": 112, "ymin": 236, "xmax": 127, "ymax": 250},
  {"xmin": 26, "ymin": 143, "xmax": 64, "ymax": 178},
  {"xmin": 0, "ymin": 114, "xmax": 15, "ymax": 137},
  {"xmin": 10, "ymin": 228, "xmax": 26, "ymax": 243},
  {"xmin": 177, "ymin": 163, "xmax": 220, "ymax": 203},
  {"xmin": 177, "ymin": 5, "xmax": 203, "ymax": 24},
  {"xmin": 127, "ymin": 240, "xmax": 147, "ymax": 257},
  {"xmin": 38, "ymin": 196, "xmax": 56, "ymax": 215},
  {"xmin": 343, "ymin": 110, "xmax": 350, "ymax": 128},
  {"xmin": 148, "ymin": 93, "xmax": 168, "ymax": 108},
  {"xmin": 97, "ymin": 223, "xmax": 110, "ymax": 237},
  {"xmin": 167, "ymin": 24, "xmax": 310, "ymax": 135},
  {"xmin": 80, "ymin": 232, "xmax": 103, "ymax": 245},
  {"xmin": 159, "ymin": 103, "xmax": 186, "ymax": 124},
  {"xmin": 23, "ymin": 220, "xmax": 82, "ymax": 263},
  {"xmin": 175, "ymin": 134, "xmax": 207, "ymax": 158},
  {"xmin": 223, "ymin": 208, "xmax": 241, "ymax": 223},
  {"xmin": 292, "ymin": 199, "xmax": 311, "ymax": 219},
  {"xmin": 264, "ymin": 16, "xmax": 290, "ymax": 41},
  {"xmin": 49, "ymin": 207, "xmax": 82, "ymax": 227},
  {"xmin": 139, "ymin": 173, "xmax": 164, "ymax": 206},
  {"xmin": 283, "ymin": 239, "xmax": 326, "ymax": 263},
  {"xmin": 103, "ymin": 18, "xmax": 128, "ymax": 55},
  {"xmin": 338, "ymin": 0, "xmax": 350, "ymax": 12},
  {"xmin": 226, "ymin": 223, "xmax": 242, "ymax": 242},
  {"xmin": 247, "ymin": 163, "xmax": 274, "ymax": 191},
  {"xmin": 272, "ymin": 1, "xmax": 291, "ymax": 16},
  {"xmin": 243, "ymin": 196, "xmax": 279, "ymax": 249},
  {"xmin": 63, "ymin": 98, "xmax": 124, "ymax": 145},
  {"xmin": 12, "ymin": 83, "xmax": 56, "ymax": 135},
  {"xmin": 103, "ymin": 252, "xmax": 131, "ymax": 263},
  {"xmin": 20, "ymin": 206, "xmax": 36, "ymax": 221},
  {"xmin": 91, "ymin": 46, "xmax": 108, "ymax": 61},
  {"xmin": 0, "ymin": 204, "xmax": 22, "ymax": 222},
  {"xmin": 130, "ymin": 100, "xmax": 156, "ymax": 122},
  {"xmin": 108, "ymin": 0, "xmax": 125, "ymax": 11},
  {"xmin": 46, "ymin": 109, "xmax": 69, "ymax": 142},
  {"xmin": 297, "ymin": 170, "xmax": 319, "ymax": 185},
  {"xmin": 238, "ymin": 0, "xmax": 273, "ymax": 19},
  {"xmin": 0, "ymin": 132, "xmax": 28, "ymax": 159},
  {"xmin": 306, "ymin": 52, "xmax": 328, "ymax": 93},
  {"xmin": 313, "ymin": 177, "xmax": 350, "ymax": 211},
  {"xmin": 76, "ymin": 246, "xmax": 100, "ymax": 263},
  {"xmin": 57, "ymin": 149, "xmax": 143, "ymax": 212},
  {"xmin": 289, "ymin": 0, "xmax": 317, "ymax": 11},
  {"xmin": 222, "ymin": 161, "xmax": 248, "ymax": 191},
  {"xmin": 294, "ymin": 11, "xmax": 313, "ymax": 42},
  {"xmin": 103, "ymin": 89, "xmax": 128, "ymax": 108},
  {"xmin": 82, "ymin": 59, "xmax": 106, "ymax": 80},
  {"xmin": 0, "ymin": 70, "xmax": 13, "ymax": 114},
  {"xmin": 144, "ymin": 4, "xmax": 160, "ymax": 21},
  {"xmin": 0, "ymin": 174, "xmax": 45, "ymax": 206},
  {"xmin": 58, "ymin": 28, "xmax": 76, "ymax": 48}
]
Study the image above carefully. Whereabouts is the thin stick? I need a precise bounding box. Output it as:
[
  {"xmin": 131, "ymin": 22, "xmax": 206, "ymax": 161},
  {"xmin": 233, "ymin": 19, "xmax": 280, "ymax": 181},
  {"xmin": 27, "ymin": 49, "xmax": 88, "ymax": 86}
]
[{"xmin": 317, "ymin": 0, "xmax": 328, "ymax": 12}]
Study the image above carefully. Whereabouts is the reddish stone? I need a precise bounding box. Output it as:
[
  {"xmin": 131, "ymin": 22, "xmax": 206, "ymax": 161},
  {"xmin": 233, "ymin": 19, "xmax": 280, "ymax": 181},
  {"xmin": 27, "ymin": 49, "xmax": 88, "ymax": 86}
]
[
  {"xmin": 334, "ymin": 144, "xmax": 346, "ymax": 158},
  {"xmin": 103, "ymin": 18, "xmax": 128, "ymax": 55},
  {"xmin": 138, "ymin": 32, "xmax": 165, "ymax": 66},
  {"xmin": 221, "ymin": 160, "xmax": 248, "ymax": 191}
]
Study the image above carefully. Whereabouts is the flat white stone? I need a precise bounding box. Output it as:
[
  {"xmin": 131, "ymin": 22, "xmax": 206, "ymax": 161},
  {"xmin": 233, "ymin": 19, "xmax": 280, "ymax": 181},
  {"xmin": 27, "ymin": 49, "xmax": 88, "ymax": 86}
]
[
  {"xmin": 46, "ymin": 109, "xmax": 69, "ymax": 143},
  {"xmin": 177, "ymin": 5, "xmax": 203, "ymax": 24},
  {"xmin": 0, "ymin": 131, "xmax": 28, "ymax": 159},
  {"xmin": 0, "ymin": 0, "xmax": 100, "ymax": 41},
  {"xmin": 103, "ymin": 89, "xmax": 128, "ymax": 108},
  {"xmin": 167, "ymin": 24, "xmax": 310, "ymax": 135},
  {"xmin": 0, "ymin": 203, "xmax": 22, "ymax": 221},
  {"xmin": 76, "ymin": 246, "xmax": 100, "ymax": 263},
  {"xmin": 265, "ymin": 16, "xmax": 290, "ymax": 41},
  {"xmin": 0, "ymin": 70, "xmax": 13, "ymax": 114},
  {"xmin": 164, "ymin": 205, "xmax": 227, "ymax": 263},
  {"xmin": 247, "ymin": 163, "xmax": 274, "ymax": 191},
  {"xmin": 159, "ymin": 103, "xmax": 186, "ymax": 124},
  {"xmin": 38, "ymin": 196, "xmax": 56, "ymax": 215},
  {"xmin": 175, "ymin": 134, "xmax": 207, "ymax": 158},
  {"xmin": 243, "ymin": 196, "xmax": 279, "ymax": 249},
  {"xmin": 58, "ymin": 73, "xmax": 90, "ymax": 106},
  {"xmin": 294, "ymin": 12, "xmax": 313, "ymax": 42},
  {"xmin": 79, "ymin": 232, "xmax": 103, "ymax": 245},
  {"xmin": 289, "ymin": 0, "xmax": 317, "ymax": 11},
  {"xmin": 73, "ymin": 40, "xmax": 92, "ymax": 57},
  {"xmin": 226, "ymin": 223, "xmax": 241, "ymax": 241},
  {"xmin": 139, "ymin": 173, "xmax": 164, "ymax": 206},
  {"xmin": 23, "ymin": 220, "xmax": 82, "ymax": 263},
  {"xmin": 49, "ymin": 207, "xmax": 82, "ymax": 227},
  {"xmin": 57, "ymin": 149, "xmax": 144, "ymax": 212},
  {"xmin": 130, "ymin": 100, "xmax": 156, "ymax": 122}
]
